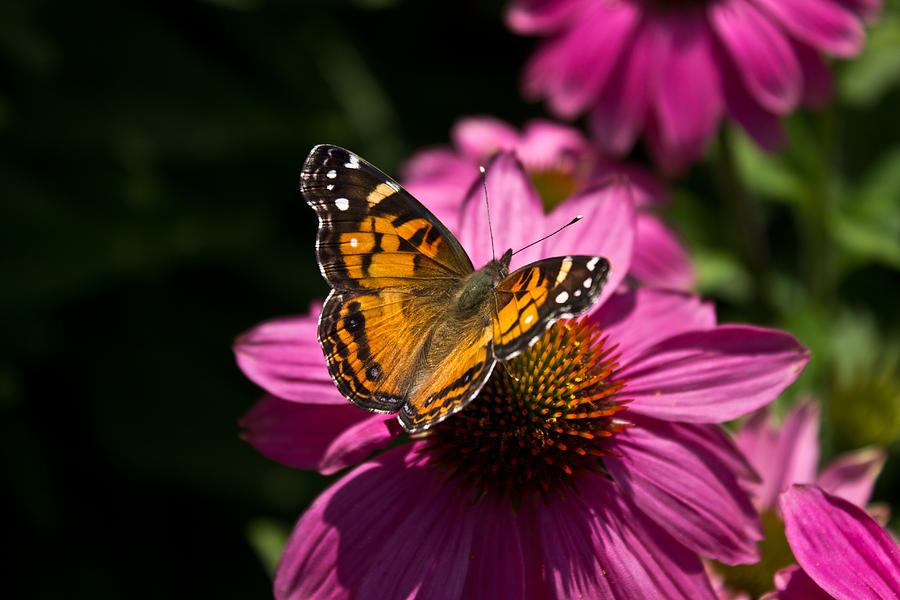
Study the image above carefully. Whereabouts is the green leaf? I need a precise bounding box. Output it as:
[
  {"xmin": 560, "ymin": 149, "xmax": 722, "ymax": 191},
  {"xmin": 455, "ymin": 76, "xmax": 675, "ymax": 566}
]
[
  {"xmin": 246, "ymin": 518, "xmax": 291, "ymax": 577},
  {"xmin": 840, "ymin": 17, "xmax": 900, "ymax": 106}
]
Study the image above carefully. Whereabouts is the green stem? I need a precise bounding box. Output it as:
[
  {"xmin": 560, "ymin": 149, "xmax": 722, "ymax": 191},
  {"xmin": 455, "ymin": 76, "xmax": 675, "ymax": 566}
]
[{"xmin": 717, "ymin": 126, "xmax": 774, "ymax": 321}]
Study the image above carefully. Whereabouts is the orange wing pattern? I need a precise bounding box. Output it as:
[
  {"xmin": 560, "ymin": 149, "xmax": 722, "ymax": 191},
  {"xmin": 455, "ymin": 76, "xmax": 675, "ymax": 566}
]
[
  {"xmin": 493, "ymin": 255, "xmax": 610, "ymax": 360},
  {"xmin": 302, "ymin": 145, "xmax": 472, "ymax": 293}
]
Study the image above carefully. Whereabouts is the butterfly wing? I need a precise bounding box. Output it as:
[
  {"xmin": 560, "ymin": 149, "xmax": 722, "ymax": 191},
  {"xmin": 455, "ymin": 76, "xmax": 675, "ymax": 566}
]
[
  {"xmin": 303, "ymin": 145, "xmax": 493, "ymax": 431},
  {"xmin": 493, "ymin": 255, "xmax": 610, "ymax": 360},
  {"xmin": 302, "ymin": 144, "xmax": 473, "ymax": 292}
]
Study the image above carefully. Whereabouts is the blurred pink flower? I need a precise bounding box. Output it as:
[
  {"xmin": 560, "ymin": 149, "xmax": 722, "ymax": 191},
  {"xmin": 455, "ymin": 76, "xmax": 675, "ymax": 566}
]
[
  {"xmin": 236, "ymin": 155, "xmax": 810, "ymax": 599},
  {"xmin": 765, "ymin": 485, "xmax": 900, "ymax": 600},
  {"xmin": 402, "ymin": 115, "xmax": 695, "ymax": 290},
  {"xmin": 710, "ymin": 400, "xmax": 887, "ymax": 598},
  {"xmin": 507, "ymin": 0, "xmax": 880, "ymax": 171}
]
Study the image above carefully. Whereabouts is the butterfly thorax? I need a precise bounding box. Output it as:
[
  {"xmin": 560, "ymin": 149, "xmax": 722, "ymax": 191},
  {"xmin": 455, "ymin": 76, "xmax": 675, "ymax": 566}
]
[{"xmin": 456, "ymin": 249, "xmax": 513, "ymax": 313}]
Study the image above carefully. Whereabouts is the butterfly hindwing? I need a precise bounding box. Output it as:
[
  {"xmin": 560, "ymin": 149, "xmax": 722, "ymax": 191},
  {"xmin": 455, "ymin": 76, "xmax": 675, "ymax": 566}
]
[
  {"xmin": 301, "ymin": 144, "xmax": 473, "ymax": 293},
  {"xmin": 493, "ymin": 255, "xmax": 610, "ymax": 360}
]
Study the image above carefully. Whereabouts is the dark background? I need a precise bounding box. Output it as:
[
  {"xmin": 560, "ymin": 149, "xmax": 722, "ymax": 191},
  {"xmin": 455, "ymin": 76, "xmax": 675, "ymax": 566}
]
[{"xmin": 3, "ymin": 0, "xmax": 898, "ymax": 597}]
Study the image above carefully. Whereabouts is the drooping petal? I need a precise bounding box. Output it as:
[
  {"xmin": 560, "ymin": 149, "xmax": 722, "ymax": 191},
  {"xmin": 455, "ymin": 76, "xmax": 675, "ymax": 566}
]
[
  {"xmin": 710, "ymin": 0, "xmax": 802, "ymax": 114},
  {"xmin": 621, "ymin": 325, "xmax": 809, "ymax": 422},
  {"xmin": 590, "ymin": 288, "xmax": 716, "ymax": 367},
  {"xmin": 817, "ymin": 447, "xmax": 887, "ymax": 507},
  {"xmin": 274, "ymin": 445, "xmax": 476, "ymax": 600},
  {"xmin": 630, "ymin": 213, "xmax": 696, "ymax": 291},
  {"xmin": 538, "ymin": 476, "xmax": 719, "ymax": 599},
  {"xmin": 765, "ymin": 565, "xmax": 833, "ymax": 599},
  {"xmin": 505, "ymin": 0, "xmax": 587, "ymax": 34},
  {"xmin": 780, "ymin": 485, "xmax": 900, "ymax": 599},
  {"xmin": 523, "ymin": 2, "xmax": 640, "ymax": 118},
  {"xmin": 646, "ymin": 9, "xmax": 723, "ymax": 172},
  {"xmin": 753, "ymin": 0, "xmax": 865, "ymax": 58},
  {"xmin": 234, "ymin": 311, "xmax": 346, "ymax": 404},
  {"xmin": 541, "ymin": 179, "xmax": 636, "ymax": 306},
  {"xmin": 460, "ymin": 501, "xmax": 529, "ymax": 600},
  {"xmin": 606, "ymin": 417, "xmax": 762, "ymax": 565},
  {"xmin": 792, "ymin": 39, "xmax": 833, "ymax": 106},
  {"xmin": 459, "ymin": 152, "xmax": 544, "ymax": 268},
  {"xmin": 590, "ymin": 18, "xmax": 662, "ymax": 156},
  {"xmin": 240, "ymin": 395, "xmax": 394, "ymax": 474}
]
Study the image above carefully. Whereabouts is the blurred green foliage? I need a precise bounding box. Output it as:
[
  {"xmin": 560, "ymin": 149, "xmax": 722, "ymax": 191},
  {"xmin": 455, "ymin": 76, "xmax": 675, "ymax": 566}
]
[{"xmin": 1, "ymin": 0, "xmax": 898, "ymax": 596}]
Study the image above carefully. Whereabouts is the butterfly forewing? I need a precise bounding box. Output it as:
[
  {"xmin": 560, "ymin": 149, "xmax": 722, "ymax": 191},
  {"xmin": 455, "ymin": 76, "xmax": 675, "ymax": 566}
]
[
  {"xmin": 493, "ymin": 255, "xmax": 610, "ymax": 360},
  {"xmin": 301, "ymin": 144, "xmax": 473, "ymax": 293}
]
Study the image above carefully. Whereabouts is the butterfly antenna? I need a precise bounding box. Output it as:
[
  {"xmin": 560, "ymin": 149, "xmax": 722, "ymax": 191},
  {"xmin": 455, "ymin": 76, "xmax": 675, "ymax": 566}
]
[
  {"xmin": 480, "ymin": 166, "xmax": 497, "ymax": 260},
  {"xmin": 511, "ymin": 215, "xmax": 583, "ymax": 257}
]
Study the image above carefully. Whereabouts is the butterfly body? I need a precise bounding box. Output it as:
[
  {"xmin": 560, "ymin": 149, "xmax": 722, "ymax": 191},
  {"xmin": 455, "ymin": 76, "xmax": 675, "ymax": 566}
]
[{"xmin": 302, "ymin": 144, "xmax": 609, "ymax": 432}]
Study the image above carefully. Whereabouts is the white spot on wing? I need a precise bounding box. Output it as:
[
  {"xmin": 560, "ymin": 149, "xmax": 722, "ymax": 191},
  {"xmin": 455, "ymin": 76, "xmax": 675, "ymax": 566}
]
[
  {"xmin": 326, "ymin": 169, "xmax": 337, "ymax": 179},
  {"xmin": 574, "ymin": 290, "xmax": 582, "ymax": 297},
  {"xmin": 524, "ymin": 314, "xmax": 534, "ymax": 325},
  {"xmin": 326, "ymin": 184, "xmax": 334, "ymax": 190},
  {"xmin": 555, "ymin": 256, "xmax": 573, "ymax": 285},
  {"xmin": 335, "ymin": 197, "xmax": 349, "ymax": 211},
  {"xmin": 587, "ymin": 257, "xmax": 600, "ymax": 271},
  {"xmin": 555, "ymin": 291, "xmax": 569, "ymax": 304},
  {"xmin": 529, "ymin": 335, "xmax": 541, "ymax": 346},
  {"xmin": 386, "ymin": 181, "xmax": 400, "ymax": 192},
  {"xmin": 350, "ymin": 238, "xmax": 358, "ymax": 248},
  {"xmin": 345, "ymin": 154, "xmax": 360, "ymax": 169},
  {"xmin": 583, "ymin": 277, "xmax": 592, "ymax": 288}
]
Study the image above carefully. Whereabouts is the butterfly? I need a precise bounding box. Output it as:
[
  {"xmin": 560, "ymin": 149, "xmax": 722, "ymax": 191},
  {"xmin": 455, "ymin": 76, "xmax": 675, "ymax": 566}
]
[{"xmin": 302, "ymin": 144, "xmax": 610, "ymax": 433}]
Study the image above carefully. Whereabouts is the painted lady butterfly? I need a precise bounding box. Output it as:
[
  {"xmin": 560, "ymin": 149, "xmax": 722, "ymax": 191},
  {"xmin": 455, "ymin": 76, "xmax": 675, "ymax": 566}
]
[{"xmin": 302, "ymin": 145, "xmax": 609, "ymax": 432}]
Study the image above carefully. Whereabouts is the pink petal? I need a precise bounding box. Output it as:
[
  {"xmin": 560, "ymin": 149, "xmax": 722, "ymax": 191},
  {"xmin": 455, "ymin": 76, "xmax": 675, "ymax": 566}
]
[
  {"xmin": 630, "ymin": 212, "xmax": 696, "ymax": 290},
  {"xmin": 717, "ymin": 47, "xmax": 786, "ymax": 151},
  {"xmin": 460, "ymin": 502, "xmax": 528, "ymax": 600},
  {"xmin": 590, "ymin": 287, "xmax": 717, "ymax": 367},
  {"xmin": 458, "ymin": 152, "xmax": 544, "ymax": 268},
  {"xmin": 541, "ymin": 179, "xmax": 636, "ymax": 306},
  {"xmin": 590, "ymin": 18, "xmax": 662, "ymax": 156},
  {"xmin": 834, "ymin": 0, "xmax": 882, "ymax": 21},
  {"xmin": 768, "ymin": 565, "xmax": 833, "ymax": 599},
  {"xmin": 400, "ymin": 146, "xmax": 469, "ymax": 182},
  {"xmin": 710, "ymin": 0, "xmax": 802, "ymax": 113},
  {"xmin": 518, "ymin": 118, "xmax": 591, "ymax": 171},
  {"xmin": 606, "ymin": 417, "xmax": 762, "ymax": 565},
  {"xmin": 234, "ymin": 311, "xmax": 346, "ymax": 405},
  {"xmin": 817, "ymin": 446, "xmax": 886, "ymax": 507},
  {"xmin": 793, "ymin": 39, "xmax": 833, "ymax": 106},
  {"xmin": 451, "ymin": 116, "xmax": 521, "ymax": 160},
  {"xmin": 647, "ymin": 9, "xmax": 723, "ymax": 172},
  {"xmin": 240, "ymin": 395, "xmax": 394, "ymax": 475},
  {"xmin": 523, "ymin": 2, "xmax": 640, "ymax": 118},
  {"xmin": 780, "ymin": 485, "xmax": 900, "ymax": 599},
  {"xmin": 591, "ymin": 156, "xmax": 670, "ymax": 208},
  {"xmin": 505, "ymin": 0, "xmax": 587, "ymax": 34},
  {"xmin": 539, "ymin": 476, "xmax": 719, "ymax": 599},
  {"xmin": 753, "ymin": 400, "xmax": 821, "ymax": 510},
  {"xmin": 275, "ymin": 445, "xmax": 475, "ymax": 600},
  {"xmin": 621, "ymin": 325, "xmax": 810, "ymax": 422},
  {"xmin": 753, "ymin": 0, "xmax": 865, "ymax": 58}
]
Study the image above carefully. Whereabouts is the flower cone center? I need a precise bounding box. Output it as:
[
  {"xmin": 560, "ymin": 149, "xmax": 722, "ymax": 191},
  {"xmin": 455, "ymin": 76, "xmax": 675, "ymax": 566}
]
[{"xmin": 423, "ymin": 318, "xmax": 630, "ymax": 498}]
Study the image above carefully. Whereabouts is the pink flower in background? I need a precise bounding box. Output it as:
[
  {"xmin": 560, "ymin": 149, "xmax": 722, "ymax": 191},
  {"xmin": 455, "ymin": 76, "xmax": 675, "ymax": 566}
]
[
  {"xmin": 507, "ymin": 0, "xmax": 880, "ymax": 171},
  {"xmin": 710, "ymin": 400, "xmax": 887, "ymax": 598},
  {"xmin": 235, "ymin": 155, "xmax": 811, "ymax": 599},
  {"xmin": 767, "ymin": 485, "xmax": 900, "ymax": 599},
  {"xmin": 402, "ymin": 115, "xmax": 695, "ymax": 290}
]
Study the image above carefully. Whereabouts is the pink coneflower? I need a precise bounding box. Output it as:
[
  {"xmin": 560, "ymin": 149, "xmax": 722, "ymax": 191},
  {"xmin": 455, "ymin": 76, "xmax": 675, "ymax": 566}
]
[
  {"xmin": 507, "ymin": 0, "xmax": 880, "ymax": 171},
  {"xmin": 769, "ymin": 484, "xmax": 900, "ymax": 599},
  {"xmin": 236, "ymin": 155, "xmax": 810, "ymax": 599},
  {"xmin": 402, "ymin": 116, "xmax": 695, "ymax": 290},
  {"xmin": 711, "ymin": 400, "xmax": 887, "ymax": 597}
]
